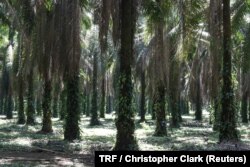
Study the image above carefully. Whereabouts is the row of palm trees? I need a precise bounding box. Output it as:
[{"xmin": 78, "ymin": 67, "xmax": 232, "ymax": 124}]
[{"xmin": 0, "ymin": 0, "xmax": 249, "ymax": 150}]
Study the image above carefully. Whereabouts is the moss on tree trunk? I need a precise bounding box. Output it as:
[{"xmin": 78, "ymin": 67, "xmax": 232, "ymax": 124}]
[
  {"xmin": 113, "ymin": 0, "xmax": 138, "ymax": 151},
  {"xmin": 154, "ymin": 85, "xmax": 167, "ymax": 136},
  {"xmin": 64, "ymin": 74, "xmax": 80, "ymax": 141},
  {"xmin": 219, "ymin": 0, "xmax": 239, "ymax": 142}
]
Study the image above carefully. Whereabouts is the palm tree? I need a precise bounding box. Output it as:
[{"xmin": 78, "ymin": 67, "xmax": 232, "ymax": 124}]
[
  {"xmin": 144, "ymin": 0, "xmax": 169, "ymax": 136},
  {"xmin": 32, "ymin": 3, "xmax": 53, "ymax": 133},
  {"xmin": 52, "ymin": 81, "xmax": 60, "ymax": 118},
  {"xmin": 90, "ymin": 42, "xmax": 101, "ymax": 126},
  {"xmin": 241, "ymin": 24, "xmax": 250, "ymax": 123},
  {"xmin": 16, "ymin": 35, "xmax": 26, "ymax": 124},
  {"xmin": 219, "ymin": 0, "xmax": 239, "ymax": 142},
  {"xmin": 113, "ymin": 0, "xmax": 138, "ymax": 150},
  {"xmin": 63, "ymin": 0, "xmax": 82, "ymax": 141},
  {"xmin": 209, "ymin": 0, "xmax": 222, "ymax": 130}
]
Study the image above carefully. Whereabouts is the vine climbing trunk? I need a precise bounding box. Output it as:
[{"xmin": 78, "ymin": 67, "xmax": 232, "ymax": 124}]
[
  {"xmin": 63, "ymin": 0, "xmax": 81, "ymax": 141},
  {"xmin": 64, "ymin": 74, "xmax": 80, "ymax": 140},
  {"xmin": 154, "ymin": 85, "xmax": 167, "ymax": 136},
  {"xmin": 113, "ymin": 0, "xmax": 138, "ymax": 150},
  {"xmin": 219, "ymin": 0, "xmax": 238, "ymax": 142}
]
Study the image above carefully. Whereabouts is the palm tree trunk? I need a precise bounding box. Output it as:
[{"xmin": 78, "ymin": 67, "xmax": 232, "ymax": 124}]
[
  {"xmin": 195, "ymin": 74, "xmax": 202, "ymax": 121},
  {"xmin": 52, "ymin": 82, "xmax": 60, "ymax": 118},
  {"xmin": 113, "ymin": 0, "xmax": 138, "ymax": 150},
  {"xmin": 151, "ymin": 97, "xmax": 156, "ymax": 120},
  {"xmin": 139, "ymin": 70, "xmax": 146, "ymax": 122},
  {"xmin": 100, "ymin": 58, "xmax": 106, "ymax": 118},
  {"xmin": 41, "ymin": 78, "xmax": 53, "ymax": 133},
  {"xmin": 241, "ymin": 92, "xmax": 248, "ymax": 123},
  {"xmin": 64, "ymin": 0, "xmax": 81, "ymax": 141},
  {"xmin": 153, "ymin": 0, "xmax": 167, "ymax": 135},
  {"xmin": 154, "ymin": 85, "xmax": 167, "ymax": 136},
  {"xmin": 90, "ymin": 52, "xmax": 100, "ymax": 125},
  {"xmin": 5, "ymin": 68, "xmax": 13, "ymax": 119},
  {"xmin": 26, "ymin": 70, "xmax": 35, "ymax": 125},
  {"xmin": 59, "ymin": 88, "xmax": 67, "ymax": 120},
  {"xmin": 17, "ymin": 72, "xmax": 25, "ymax": 124},
  {"xmin": 219, "ymin": 0, "xmax": 238, "ymax": 142},
  {"xmin": 249, "ymin": 98, "xmax": 250, "ymax": 121},
  {"xmin": 64, "ymin": 74, "xmax": 80, "ymax": 140},
  {"xmin": 209, "ymin": 0, "xmax": 222, "ymax": 131},
  {"xmin": 169, "ymin": 61, "xmax": 181, "ymax": 127},
  {"xmin": 36, "ymin": 95, "xmax": 42, "ymax": 116}
]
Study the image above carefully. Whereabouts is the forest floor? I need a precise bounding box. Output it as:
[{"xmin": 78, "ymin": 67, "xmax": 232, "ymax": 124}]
[{"xmin": 0, "ymin": 111, "xmax": 249, "ymax": 166}]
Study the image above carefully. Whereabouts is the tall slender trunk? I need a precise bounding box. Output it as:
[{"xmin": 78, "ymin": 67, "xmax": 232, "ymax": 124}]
[
  {"xmin": 17, "ymin": 72, "xmax": 25, "ymax": 124},
  {"xmin": 154, "ymin": 85, "xmax": 167, "ymax": 136},
  {"xmin": 249, "ymin": 98, "xmax": 250, "ymax": 121},
  {"xmin": 113, "ymin": 0, "xmax": 138, "ymax": 150},
  {"xmin": 106, "ymin": 70, "xmax": 112, "ymax": 114},
  {"xmin": 60, "ymin": 87, "xmax": 67, "ymax": 120},
  {"xmin": 6, "ymin": 95, "xmax": 13, "ymax": 119},
  {"xmin": 195, "ymin": 74, "xmax": 202, "ymax": 121},
  {"xmin": 213, "ymin": 100, "xmax": 220, "ymax": 130},
  {"xmin": 90, "ymin": 52, "xmax": 100, "ymax": 125},
  {"xmin": 100, "ymin": 58, "xmax": 106, "ymax": 118},
  {"xmin": 153, "ymin": 0, "xmax": 167, "ymax": 135},
  {"xmin": 151, "ymin": 97, "xmax": 156, "ymax": 120},
  {"xmin": 241, "ymin": 23, "xmax": 250, "ymax": 123},
  {"xmin": 241, "ymin": 92, "xmax": 248, "ymax": 123},
  {"xmin": 41, "ymin": 78, "xmax": 53, "ymax": 133},
  {"xmin": 64, "ymin": 0, "xmax": 81, "ymax": 141},
  {"xmin": 106, "ymin": 95, "xmax": 112, "ymax": 114},
  {"xmin": 0, "ymin": 88, "xmax": 3, "ymax": 115},
  {"xmin": 26, "ymin": 70, "xmax": 35, "ymax": 125},
  {"xmin": 219, "ymin": 0, "xmax": 238, "ymax": 142},
  {"xmin": 5, "ymin": 68, "xmax": 13, "ymax": 119},
  {"xmin": 52, "ymin": 82, "xmax": 60, "ymax": 118},
  {"xmin": 139, "ymin": 70, "xmax": 146, "ymax": 122},
  {"xmin": 64, "ymin": 74, "xmax": 80, "ymax": 140},
  {"xmin": 209, "ymin": 0, "xmax": 222, "ymax": 130},
  {"xmin": 169, "ymin": 61, "xmax": 181, "ymax": 127},
  {"xmin": 82, "ymin": 88, "xmax": 87, "ymax": 115},
  {"xmin": 36, "ymin": 95, "xmax": 42, "ymax": 116},
  {"xmin": 86, "ymin": 94, "xmax": 90, "ymax": 117}
]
